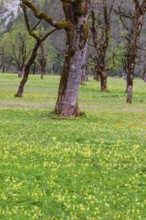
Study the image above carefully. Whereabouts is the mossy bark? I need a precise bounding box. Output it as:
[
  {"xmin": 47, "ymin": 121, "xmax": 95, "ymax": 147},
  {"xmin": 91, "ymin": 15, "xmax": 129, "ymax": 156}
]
[{"xmin": 55, "ymin": 0, "xmax": 89, "ymax": 117}]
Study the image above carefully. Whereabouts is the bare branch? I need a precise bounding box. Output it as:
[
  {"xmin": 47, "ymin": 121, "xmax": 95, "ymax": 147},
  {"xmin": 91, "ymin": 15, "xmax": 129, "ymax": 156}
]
[{"xmin": 21, "ymin": 0, "xmax": 69, "ymax": 29}]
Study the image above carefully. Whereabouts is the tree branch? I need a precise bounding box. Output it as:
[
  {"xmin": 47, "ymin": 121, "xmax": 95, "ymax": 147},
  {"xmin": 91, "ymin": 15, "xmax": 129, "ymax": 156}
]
[{"xmin": 21, "ymin": 0, "xmax": 69, "ymax": 29}]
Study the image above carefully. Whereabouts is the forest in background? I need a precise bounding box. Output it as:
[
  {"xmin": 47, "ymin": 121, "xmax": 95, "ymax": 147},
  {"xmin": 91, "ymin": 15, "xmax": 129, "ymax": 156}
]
[{"xmin": 0, "ymin": 0, "xmax": 146, "ymax": 78}]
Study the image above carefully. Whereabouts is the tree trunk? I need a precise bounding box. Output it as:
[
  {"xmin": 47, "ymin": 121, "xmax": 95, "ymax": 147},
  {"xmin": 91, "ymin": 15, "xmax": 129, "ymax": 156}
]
[
  {"xmin": 127, "ymin": 85, "xmax": 132, "ymax": 103},
  {"xmin": 80, "ymin": 42, "xmax": 88, "ymax": 84},
  {"xmin": 18, "ymin": 66, "xmax": 25, "ymax": 78},
  {"xmin": 144, "ymin": 73, "xmax": 146, "ymax": 82},
  {"xmin": 100, "ymin": 71, "xmax": 108, "ymax": 91},
  {"xmin": 39, "ymin": 44, "xmax": 46, "ymax": 79},
  {"xmin": 96, "ymin": 54, "xmax": 108, "ymax": 91},
  {"xmin": 15, "ymin": 41, "xmax": 41, "ymax": 97},
  {"xmin": 2, "ymin": 63, "xmax": 5, "ymax": 73},
  {"xmin": 125, "ymin": 56, "xmax": 134, "ymax": 103},
  {"xmin": 124, "ymin": 5, "xmax": 146, "ymax": 103},
  {"xmin": 32, "ymin": 62, "xmax": 36, "ymax": 74},
  {"xmin": 91, "ymin": 1, "xmax": 111, "ymax": 92},
  {"xmin": 40, "ymin": 71, "xmax": 45, "ymax": 79},
  {"xmin": 55, "ymin": 1, "xmax": 89, "ymax": 117}
]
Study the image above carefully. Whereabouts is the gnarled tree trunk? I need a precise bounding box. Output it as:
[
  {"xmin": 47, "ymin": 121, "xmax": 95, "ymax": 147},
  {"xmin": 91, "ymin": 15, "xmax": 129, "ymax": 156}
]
[{"xmin": 55, "ymin": 0, "xmax": 89, "ymax": 117}]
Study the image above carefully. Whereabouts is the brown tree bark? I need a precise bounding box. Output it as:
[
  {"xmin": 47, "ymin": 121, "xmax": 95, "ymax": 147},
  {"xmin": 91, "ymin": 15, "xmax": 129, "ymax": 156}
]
[{"xmin": 55, "ymin": 0, "xmax": 89, "ymax": 117}]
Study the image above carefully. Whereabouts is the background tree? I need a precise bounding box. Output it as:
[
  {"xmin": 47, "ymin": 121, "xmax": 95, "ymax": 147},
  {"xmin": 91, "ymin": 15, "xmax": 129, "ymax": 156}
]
[
  {"xmin": 38, "ymin": 42, "xmax": 47, "ymax": 79},
  {"xmin": 15, "ymin": 3, "xmax": 57, "ymax": 97},
  {"xmin": 90, "ymin": 0, "xmax": 115, "ymax": 91},
  {"xmin": 115, "ymin": 0, "xmax": 146, "ymax": 103}
]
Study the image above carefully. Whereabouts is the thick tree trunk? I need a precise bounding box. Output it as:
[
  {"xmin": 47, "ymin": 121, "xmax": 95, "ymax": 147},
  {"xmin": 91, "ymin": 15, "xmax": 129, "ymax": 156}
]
[
  {"xmin": 15, "ymin": 41, "xmax": 41, "ymax": 97},
  {"xmin": 55, "ymin": 1, "xmax": 89, "ymax": 117}
]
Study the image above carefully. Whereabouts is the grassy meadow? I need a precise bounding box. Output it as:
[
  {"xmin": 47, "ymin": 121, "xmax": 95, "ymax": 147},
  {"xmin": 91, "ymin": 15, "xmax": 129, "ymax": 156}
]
[{"xmin": 0, "ymin": 73, "xmax": 146, "ymax": 220}]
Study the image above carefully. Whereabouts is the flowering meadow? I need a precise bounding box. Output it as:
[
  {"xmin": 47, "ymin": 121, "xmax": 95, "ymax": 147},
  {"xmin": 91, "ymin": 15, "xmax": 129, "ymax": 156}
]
[{"xmin": 0, "ymin": 74, "xmax": 146, "ymax": 220}]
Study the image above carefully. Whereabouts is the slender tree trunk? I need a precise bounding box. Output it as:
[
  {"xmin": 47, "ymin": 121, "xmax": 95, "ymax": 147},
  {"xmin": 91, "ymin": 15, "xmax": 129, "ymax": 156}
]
[
  {"xmin": 39, "ymin": 44, "xmax": 46, "ymax": 79},
  {"xmin": 143, "ymin": 73, "xmax": 146, "ymax": 82},
  {"xmin": 32, "ymin": 62, "xmax": 36, "ymax": 74},
  {"xmin": 123, "ymin": 3, "xmax": 146, "ymax": 103},
  {"xmin": 96, "ymin": 53, "xmax": 108, "ymax": 91},
  {"xmin": 40, "ymin": 71, "xmax": 45, "ymax": 79},
  {"xmin": 80, "ymin": 42, "xmax": 88, "ymax": 84},
  {"xmin": 15, "ymin": 41, "xmax": 41, "ymax": 97},
  {"xmin": 55, "ymin": 1, "xmax": 89, "ymax": 117},
  {"xmin": 18, "ymin": 66, "xmax": 25, "ymax": 78},
  {"xmin": 2, "ymin": 63, "xmax": 5, "ymax": 73},
  {"xmin": 91, "ymin": 0, "xmax": 112, "ymax": 92},
  {"xmin": 100, "ymin": 71, "xmax": 108, "ymax": 91},
  {"xmin": 125, "ymin": 52, "xmax": 135, "ymax": 103},
  {"xmin": 1, "ymin": 51, "xmax": 6, "ymax": 73}
]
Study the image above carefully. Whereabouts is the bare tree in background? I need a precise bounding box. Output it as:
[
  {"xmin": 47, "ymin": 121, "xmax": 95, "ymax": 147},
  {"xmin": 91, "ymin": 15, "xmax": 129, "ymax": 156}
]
[
  {"xmin": 15, "ymin": 3, "xmax": 57, "ymax": 97},
  {"xmin": 90, "ymin": 0, "xmax": 115, "ymax": 91},
  {"xmin": 115, "ymin": 0, "xmax": 146, "ymax": 103},
  {"xmin": 10, "ymin": 32, "xmax": 28, "ymax": 77}
]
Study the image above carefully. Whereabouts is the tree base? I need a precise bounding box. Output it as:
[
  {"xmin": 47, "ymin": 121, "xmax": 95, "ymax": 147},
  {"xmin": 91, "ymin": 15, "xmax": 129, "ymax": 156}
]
[
  {"xmin": 14, "ymin": 93, "xmax": 23, "ymax": 97},
  {"xmin": 100, "ymin": 88, "xmax": 109, "ymax": 92},
  {"xmin": 49, "ymin": 110, "xmax": 85, "ymax": 119},
  {"xmin": 55, "ymin": 105, "xmax": 84, "ymax": 118},
  {"xmin": 55, "ymin": 111, "xmax": 81, "ymax": 118}
]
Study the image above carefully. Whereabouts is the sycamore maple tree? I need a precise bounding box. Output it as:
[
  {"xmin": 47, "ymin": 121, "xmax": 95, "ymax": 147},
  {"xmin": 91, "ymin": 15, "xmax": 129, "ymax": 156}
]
[{"xmin": 20, "ymin": 0, "xmax": 90, "ymax": 117}]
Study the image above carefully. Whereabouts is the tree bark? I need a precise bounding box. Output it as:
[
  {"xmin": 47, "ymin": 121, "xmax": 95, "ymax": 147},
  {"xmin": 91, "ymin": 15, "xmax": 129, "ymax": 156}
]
[
  {"xmin": 127, "ymin": 85, "xmax": 132, "ymax": 103},
  {"xmin": 55, "ymin": 0, "xmax": 89, "ymax": 117},
  {"xmin": 100, "ymin": 71, "xmax": 108, "ymax": 91}
]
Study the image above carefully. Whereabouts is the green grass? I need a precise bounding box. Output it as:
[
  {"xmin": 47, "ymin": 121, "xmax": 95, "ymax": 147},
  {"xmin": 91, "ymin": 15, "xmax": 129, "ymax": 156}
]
[{"xmin": 0, "ymin": 73, "xmax": 146, "ymax": 220}]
